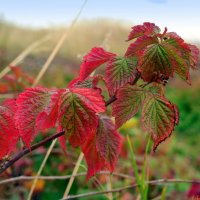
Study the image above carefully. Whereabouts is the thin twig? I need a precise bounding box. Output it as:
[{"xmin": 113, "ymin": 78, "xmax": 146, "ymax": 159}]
[
  {"xmin": 105, "ymin": 72, "xmax": 141, "ymax": 106},
  {"xmin": 0, "ymin": 131, "xmax": 65, "ymax": 174},
  {"xmin": 0, "ymin": 171, "xmax": 134, "ymax": 185},
  {"xmin": 32, "ymin": 0, "xmax": 88, "ymax": 86},
  {"xmin": 0, "ymin": 89, "xmax": 121, "ymax": 176},
  {"xmin": 62, "ymin": 179, "xmax": 200, "ymax": 200},
  {"xmin": 0, "ymin": 72, "xmax": 140, "ymax": 177}
]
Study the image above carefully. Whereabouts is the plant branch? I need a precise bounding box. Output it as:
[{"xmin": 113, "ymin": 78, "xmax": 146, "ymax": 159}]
[
  {"xmin": 0, "ymin": 70, "xmax": 141, "ymax": 176},
  {"xmin": 0, "ymin": 90, "xmax": 121, "ymax": 176},
  {"xmin": 62, "ymin": 179, "xmax": 200, "ymax": 200},
  {"xmin": 0, "ymin": 131, "xmax": 65, "ymax": 175},
  {"xmin": 105, "ymin": 72, "xmax": 141, "ymax": 106},
  {"xmin": 0, "ymin": 72, "xmax": 141, "ymax": 177},
  {"xmin": 0, "ymin": 171, "xmax": 134, "ymax": 185}
]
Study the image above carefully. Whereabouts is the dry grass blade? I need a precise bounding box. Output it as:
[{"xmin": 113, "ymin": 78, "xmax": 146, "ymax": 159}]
[
  {"xmin": 27, "ymin": 139, "xmax": 57, "ymax": 200},
  {"xmin": 0, "ymin": 35, "xmax": 51, "ymax": 80},
  {"xmin": 0, "ymin": 93, "xmax": 16, "ymax": 99},
  {"xmin": 32, "ymin": 0, "xmax": 88, "ymax": 86},
  {"xmin": 63, "ymin": 153, "xmax": 84, "ymax": 197}
]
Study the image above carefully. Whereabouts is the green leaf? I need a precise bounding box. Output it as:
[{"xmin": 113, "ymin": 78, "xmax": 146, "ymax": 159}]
[
  {"xmin": 105, "ymin": 56, "xmax": 138, "ymax": 96},
  {"xmin": 141, "ymin": 94, "xmax": 179, "ymax": 151},
  {"xmin": 58, "ymin": 88, "xmax": 106, "ymax": 147},
  {"xmin": 138, "ymin": 44, "xmax": 172, "ymax": 83},
  {"xmin": 112, "ymin": 85, "xmax": 145, "ymax": 128}
]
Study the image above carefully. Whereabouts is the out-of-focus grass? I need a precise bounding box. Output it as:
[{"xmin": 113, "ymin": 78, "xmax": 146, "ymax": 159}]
[
  {"xmin": 0, "ymin": 19, "xmax": 128, "ymax": 76},
  {"xmin": 0, "ymin": 19, "xmax": 132, "ymax": 88}
]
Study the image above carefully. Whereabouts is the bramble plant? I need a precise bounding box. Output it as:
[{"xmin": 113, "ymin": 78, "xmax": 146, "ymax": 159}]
[{"xmin": 0, "ymin": 22, "xmax": 199, "ymax": 181}]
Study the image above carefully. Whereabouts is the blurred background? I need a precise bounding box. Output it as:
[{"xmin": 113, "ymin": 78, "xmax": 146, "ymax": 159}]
[{"xmin": 0, "ymin": 0, "xmax": 199, "ymax": 199}]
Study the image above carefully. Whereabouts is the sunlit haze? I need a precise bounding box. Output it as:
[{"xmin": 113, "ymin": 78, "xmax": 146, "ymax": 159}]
[{"xmin": 0, "ymin": 0, "xmax": 200, "ymax": 41}]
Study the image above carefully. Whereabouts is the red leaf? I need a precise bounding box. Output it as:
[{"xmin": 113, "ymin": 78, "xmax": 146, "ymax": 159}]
[
  {"xmin": 126, "ymin": 27, "xmax": 198, "ymax": 83},
  {"xmin": 15, "ymin": 87, "xmax": 57, "ymax": 146},
  {"xmin": 57, "ymin": 126, "xmax": 67, "ymax": 154},
  {"xmin": 141, "ymin": 94, "xmax": 179, "ymax": 151},
  {"xmin": 137, "ymin": 43, "xmax": 173, "ymax": 82},
  {"xmin": 0, "ymin": 83, "xmax": 9, "ymax": 93},
  {"xmin": 58, "ymin": 88, "xmax": 106, "ymax": 147},
  {"xmin": 188, "ymin": 44, "xmax": 199, "ymax": 70},
  {"xmin": 127, "ymin": 22, "xmax": 161, "ymax": 41},
  {"xmin": 10, "ymin": 66, "xmax": 22, "ymax": 79},
  {"xmin": 68, "ymin": 75, "xmax": 104, "ymax": 89},
  {"xmin": 187, "ymin": 183, "xmax": 200, "ymax": 198},
  {"xmin": 0, "ymin": 99, "xmax": 19, "ymax": 159},
  {"xmin": 112, "ymin": 85, "xmax": 144, "ymax": 128},
  {"xmin": 79, "ymin": 47, "xmax": 116, "ymax": 80},
  {"xmin": 36, "ymin": 89, "xmax": 63, "ymax": 130},
  {"xmin": 125, "ymin": 35, "xmax": 158, "ymax": 57},
  {"xmin": 82, "ymin": 115, "xmax": 122, "ymax": 179},
  {"xmin": 105, "ymin": 57, "xmax": 138, "ymax": 96}
]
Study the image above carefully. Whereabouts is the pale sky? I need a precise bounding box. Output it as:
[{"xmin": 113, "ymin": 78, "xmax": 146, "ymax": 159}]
[{"xmin": 0, "ymin": 0, "xmax": 200, "ymax": 41}]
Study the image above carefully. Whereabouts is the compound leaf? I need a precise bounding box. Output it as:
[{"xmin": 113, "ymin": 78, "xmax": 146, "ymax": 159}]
[{"xmin": 126, "ymin": 25, "xmax": 199, "ymax": 84}]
